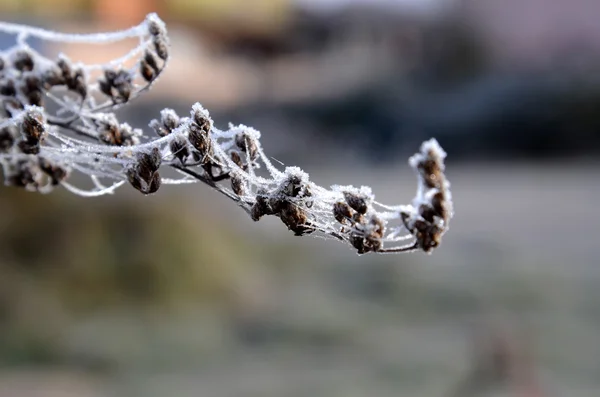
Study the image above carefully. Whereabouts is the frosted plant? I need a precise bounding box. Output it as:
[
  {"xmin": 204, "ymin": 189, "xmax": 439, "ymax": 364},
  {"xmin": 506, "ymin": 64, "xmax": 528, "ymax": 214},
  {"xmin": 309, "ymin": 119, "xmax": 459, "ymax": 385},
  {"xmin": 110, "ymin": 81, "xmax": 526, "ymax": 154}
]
[{"xmin": 0, "ymin": 14, "xmax": 453, "ymax": 254}]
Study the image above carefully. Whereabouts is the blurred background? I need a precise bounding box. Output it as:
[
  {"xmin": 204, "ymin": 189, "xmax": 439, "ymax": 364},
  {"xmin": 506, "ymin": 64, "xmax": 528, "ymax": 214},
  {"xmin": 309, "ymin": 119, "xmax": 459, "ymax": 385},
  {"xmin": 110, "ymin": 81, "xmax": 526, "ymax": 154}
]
[{"xmin": 1, "ymin": 0, "xmax": 599, "ymax": 396}]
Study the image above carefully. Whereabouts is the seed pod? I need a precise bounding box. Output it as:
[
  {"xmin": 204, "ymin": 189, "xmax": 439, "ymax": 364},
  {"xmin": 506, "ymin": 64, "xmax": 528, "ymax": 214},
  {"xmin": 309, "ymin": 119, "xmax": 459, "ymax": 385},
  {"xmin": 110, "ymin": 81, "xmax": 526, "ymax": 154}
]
[
  {"xmin": 343, "ymin": 192, "xmax": 368, "ymax": 214},
  {"xmin": 333, "ymin": 202, "xmax": 353, "ymax": 224},
  {"xmin": 235, "ymin": 132, "xmax": 258, "ymax": 161},
  {"xmin": 98, "ymin": 77, "xmax": 113, "ymax": 99},
  {"xmin": 70, "ymin": 68, "xmax": 87, "ymax": 99},
  {"xmin": 144, "ymin": 50, "xmax": 160, "ymax": 74},
  {"xmin": 57, "ymin": 55, "xmax": 73, "ymax": 81},
  {"xmin": 13, "ymin": 50, "xmax": 34, "ymax": 72},
  {"xmin": 153, "ymin": 37, "xmax": 169, "ymax": 60},
  {"xmin": 149, "ymin": 119, "xmax": 169, "ymax": 137},
  {"xmin": 0, "ymin": 79, "xmax": 16, "ymax": 96},
  {"xmin": 140, "ymin": 59, "xmax": 155, "ymax": 82},
  {"xmin": 169, "ymin": 136, "xmax": 189, "ymax": 164},
  {"xmin": 113, "ymin": 69, "xmax": 132, "ymax": 102},
  {"xmin": 230, "ymin": 151, "xmax": 243, "ymax": 168},
  {"xmin": 231, "ymin": 172, "xmax": 245, "ymax": 196},
  {"xmin": 188, "ymin": 123, "xmax": 212, "ymax": 161},
  {"xmin": 160, "ymin": 109, "xmax": 179, "ymax": 132},
  {"xmin": 280, "ymin": 201, "xmax": 312, "ymax": 236},
  {"xmin": 251, "ymin": 192, "xmax": 273, "ymax": 221},
  {"xmin": 147, "ymin": 172, "xmax": 161, "ymax": 194},
  {"xmin": 42, "ymin": 67, "xmax": 65, "ymax": 89},
  {"xmin": 21, "ymin": 108, "xmax": 46, "ymax": 141},
  {"xmin": 431, "ymin": 191, "xmax": 448, "ymax": 221},
  {"xmin": 0, "ymin": 126, "xmax": 16, "ymax": 152},
  {"xmin": 38, "ymin": 157, "xmax": 69, "ymax": 185}
]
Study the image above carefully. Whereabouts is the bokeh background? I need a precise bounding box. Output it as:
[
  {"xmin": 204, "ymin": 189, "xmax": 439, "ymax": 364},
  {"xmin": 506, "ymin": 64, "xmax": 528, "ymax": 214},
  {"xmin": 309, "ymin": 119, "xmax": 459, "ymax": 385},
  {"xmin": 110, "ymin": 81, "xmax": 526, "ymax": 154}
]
[{"xmin": 1, "ymin": 0, "xmax": 599, "ymax": 396}]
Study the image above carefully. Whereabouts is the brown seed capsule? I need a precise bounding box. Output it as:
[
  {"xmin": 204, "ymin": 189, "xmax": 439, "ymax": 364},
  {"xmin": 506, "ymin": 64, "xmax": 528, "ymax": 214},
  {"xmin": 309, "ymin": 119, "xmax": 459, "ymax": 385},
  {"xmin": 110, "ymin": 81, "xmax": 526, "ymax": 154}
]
[
  {"xmin": 0, "ymin": 78, "xmax": 16, "ymax": 96},
  {"xmin": 280, "ymin": 201, "xmax": 312, "ymax": 236},
  {"xmin": 21, "ymin": 108, "xmax": 46, "ymax": 141},
  {"xmin": 113, "ymin": 70, "xmax": 132, "ymax": 102},
  {"xmin": 251, "ymin": 192, "xmax": 274, "ymax": 221},
  {"xmin": 140, "ymin": 60, "xmax": 155, "ymax": 82},
  {"xmin": 147, "ymin": 171, "xmax": 161, "ymax": 194},
  {"xmin": 149, "ymin": 119, "xmax": 169, "ymax": 137},
  {"xmin": 126, "ymin": 167, "xmax": 144, "ymax": 193},
  {"xmin": 230, "ymin": 151, "xmax": 243, "ymax": 168},
  {"xmin": 231, "ymin": 172, "xmax": 245, "ymax": 196},
  {"xmin": 235, "ymin": 132, "xmax": 258, "ymax": 161},
  {"xmin": 153, "ymin": 37, "xmax": 169, "ymax": 60},
  {"xmin": 344, "ymin": 192, "xmax": 368, "ymax": 214},
  {"xmin": 419, "ymin": 203, "xmax": 436, "ymax": 223},
  {"xmin": 18, "ymin": 138, "xmax": 40, "ymax": 154},
  {"xmin": 42, "ymin": 67, "xmax": 65, "ymax": 89},
  {"xmin": 69, "ymin": 68, "xmax": 87, "ymax": 99},
  {"xmin": 0, "ymin": 126, "xmax": 16, "ymax": 152},
  {"xmin": 170, "ymin": 136, "xmax": 189, "ymax": 164},
  {"xmin": 160, "ymin": 109, "xmax": 179, "ymax": 132},
  {"xmin": 431, "ymin": 191, "xmax": 447, "ymax": 221},
  {"xmin": 137, "ymin": 147, "xmax": 162, "ymax": 181},
  {"xmin": 144, "ymin": 50, "xmax": 160, "ymax": 75},
  {"xmin": 13, "ymin": 50, "xmax": 34, "ymax": 72},
  {"xmin": 188, "ymin": 123, "xmax": 212, "ymax": 162},
  {"xmin": 38, "ymin": 157, "xmax": 69, "ymax": 185},
  {"xmin": 333, "ymin": 202, "xmax": 353, "ymax": 224},
  {"xmin": 98, "ymin": 77, "xmax": 113, "ymax": 99},
  {"xmin": 57, "ymin": 55, "xmax": 73, "ymax": 80}
]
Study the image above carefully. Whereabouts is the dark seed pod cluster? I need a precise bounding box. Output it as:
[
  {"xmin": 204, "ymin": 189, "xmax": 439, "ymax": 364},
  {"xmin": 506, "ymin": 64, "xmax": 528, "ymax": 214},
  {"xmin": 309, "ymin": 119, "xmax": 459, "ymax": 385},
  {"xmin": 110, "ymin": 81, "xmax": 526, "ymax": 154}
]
[
  {"xmin": 400, "ymin": 140, "xmax": 453, "ymax": 253},
  {"xmin": 127, "ymin": 147, "xmax": 162, "ymax": 195}
]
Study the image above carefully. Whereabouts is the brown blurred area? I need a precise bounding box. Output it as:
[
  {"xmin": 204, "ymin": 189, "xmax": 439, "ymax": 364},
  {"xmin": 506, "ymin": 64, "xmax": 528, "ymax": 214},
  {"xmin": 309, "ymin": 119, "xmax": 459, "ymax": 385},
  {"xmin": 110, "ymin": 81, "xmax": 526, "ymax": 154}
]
[{"xmin": 1, "ymin": 1, "xmax": 600, "ymax": 396}]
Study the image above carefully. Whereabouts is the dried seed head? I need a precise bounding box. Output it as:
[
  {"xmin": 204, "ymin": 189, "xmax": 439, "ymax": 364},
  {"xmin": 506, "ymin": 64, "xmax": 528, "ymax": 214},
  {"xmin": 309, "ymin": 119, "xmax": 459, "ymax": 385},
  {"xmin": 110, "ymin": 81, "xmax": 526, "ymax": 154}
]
[
  {"xmin": 0, "ymin": 78, "xmax": 16, "ymax": 96},
  {"xmin": 20, "ymin": 107, "xmax": 46, "ymax": 141},
  {"xmin": 144, "ymin": 50, "xmax": 160, "ymax": 74},
  {"xmin": 230, "ymin": 172, "xmax": 245, "ymax": 196},
  {"xmin": 42, "ymin": 66, "xmax": 65, "ymax": 89},
  {"xmin": 344, "ymin": 192, "xmax": 369, "ymax": 214},
  {"xmin": 113, "ymin": 69, "xmax": 132, "ymax": 102},
  {"xmin": 140, "ymin": 59, "xmax": 155, "ymax": 82},
  {"xmin": 230, "ymin": 151, "xmax": 244, "ymax": 168},
  {"xmin": 147, "ymin": 171, "xmax": 161, "ymax": 194},
  {"xmin": 38, "ymin": 157, "xmax": 70, "ymax": 185},
  {"xmin": 0, "ymin": 125, "xmax": 17, "ymax": 152},
  {"xmin": 333, "ymin": 201, "xmax": 353, "ymax": 224},
  {"xmin": 147, "ymin": 14, "xmax": 166, "ymax": 37},
  {"xmin": 57, "ymin": 55, "xmax": 73, "ymax": 80},
  {"xmin": 6, "ymin": 159, "xmax": 43, "ymax": 190},
  {"xmin": 188, "ymin": 123, "xmax": 212, "ymax": 162},
  {"xmin": 235, "ymin": 131, "xmax": 258, "ymax": 161},
  {"xmin": 69, "ymin": 67, "xmax": 87, "ymax": 98},
  {"xmin": 169, "ymin": 136, "xmax": 189, "ymax": 164},
  {"xmin": 251, "ymin": 191, "xmax": 275, "ymax": 221},
  {"xmin": 160, "ymin": 108, "xmax": 179, "ymax": 132},
  {"xmin": 137, "ymin": 147, "xmax": 162, "ymax": 178},
  {"xmin": 20, "ymin": 73, "xmax": 43, "ymax": 106},
  {"xmin": 149, "ymin": 118, "xmax": 168, "ymax": 137},
  {"xmin": 98, "ymin": 76, "xmax": 113, "ymax": 98},
  {"xmin": 153, "ymin": 37, "xmax": 169, "ymax": 60},
  {"xmin": 13, "ymin": 50, "xmax": 34, "ymax": 72},
  {"xmin": 280, "ymin": 201, "xmax": 313, "ymax": 236},
  {"xmin": 431, "ymin": 191, "xmax": 449, "ymax": 221}
]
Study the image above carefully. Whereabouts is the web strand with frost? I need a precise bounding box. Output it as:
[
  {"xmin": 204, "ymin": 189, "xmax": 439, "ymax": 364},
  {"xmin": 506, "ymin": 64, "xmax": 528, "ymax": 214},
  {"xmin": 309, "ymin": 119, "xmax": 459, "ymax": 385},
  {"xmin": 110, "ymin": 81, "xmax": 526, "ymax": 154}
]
[{"xmin": 0, "ymin": 14, "xmax": 453, "ymax": 254}]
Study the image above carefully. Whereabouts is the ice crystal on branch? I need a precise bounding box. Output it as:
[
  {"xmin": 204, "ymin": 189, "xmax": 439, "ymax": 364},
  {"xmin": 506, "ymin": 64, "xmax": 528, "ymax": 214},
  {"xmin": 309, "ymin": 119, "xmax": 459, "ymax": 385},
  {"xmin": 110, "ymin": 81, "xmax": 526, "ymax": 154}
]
[{"xmin": 0, "ymin": 14, "xmax": 453, "ymax": 254}]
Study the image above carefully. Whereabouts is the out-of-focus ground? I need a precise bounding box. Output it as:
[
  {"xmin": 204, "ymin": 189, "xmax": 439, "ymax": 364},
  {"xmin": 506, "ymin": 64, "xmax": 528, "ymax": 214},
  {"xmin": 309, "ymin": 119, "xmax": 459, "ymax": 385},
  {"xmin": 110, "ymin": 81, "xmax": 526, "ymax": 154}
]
[{"xmin": 1, "ymin": 0, "xmax": 600, "ymax": 396}]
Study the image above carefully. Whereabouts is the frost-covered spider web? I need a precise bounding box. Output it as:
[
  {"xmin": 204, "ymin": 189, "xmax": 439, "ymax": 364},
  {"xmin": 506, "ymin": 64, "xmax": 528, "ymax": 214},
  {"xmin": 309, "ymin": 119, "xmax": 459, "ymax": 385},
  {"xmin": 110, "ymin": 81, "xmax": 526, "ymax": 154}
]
[{"xmin": 0, "ymin": 13, "xmax": 453, "ymax": 254}]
